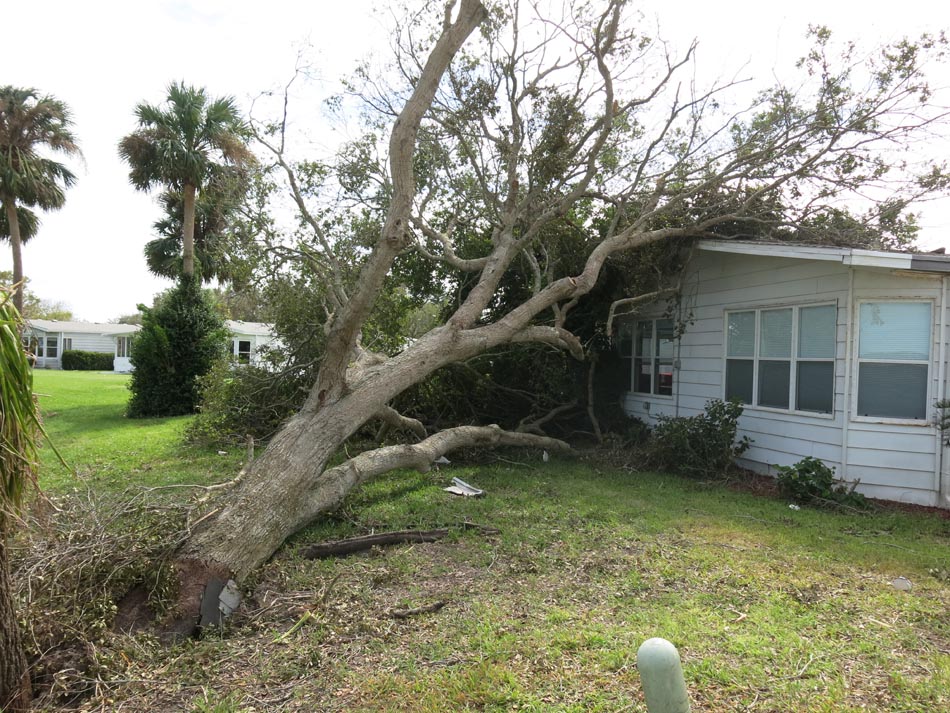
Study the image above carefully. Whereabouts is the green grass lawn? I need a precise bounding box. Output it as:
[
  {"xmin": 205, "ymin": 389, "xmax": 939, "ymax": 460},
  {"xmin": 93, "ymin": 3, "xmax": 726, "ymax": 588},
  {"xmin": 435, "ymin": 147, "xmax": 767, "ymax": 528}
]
[
  {"xmin": 24, "ymin": 371, "xmax": 950, "ymax": 712},
  {"xmin": 33, "ymin": 370, "xmax": 243, "ymax": 492}
]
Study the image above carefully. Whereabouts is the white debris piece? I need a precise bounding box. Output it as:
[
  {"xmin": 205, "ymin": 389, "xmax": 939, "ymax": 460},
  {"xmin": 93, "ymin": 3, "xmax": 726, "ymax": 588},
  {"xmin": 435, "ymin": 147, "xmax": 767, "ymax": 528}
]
[
  {"xmin": 219, "ymin": 579, "xmax": 241, "ymax": 616},
  {"xmin": 434, "ymin": 455, "xmax": 451, "ymax": 465},
  {"xmin": 542, "ymin": 450, "xmax": 550, "ymax": 462},
  {"xmin": 444, "ymin": 476, "xmax": 484, "ymax": 497},
  {"xmin": 891, "ymin": 576, "xmax": 913, "ymax": 591},
  {"xmin": 788, "ymin": 504, "xmax": 801, "ymax": 511}
]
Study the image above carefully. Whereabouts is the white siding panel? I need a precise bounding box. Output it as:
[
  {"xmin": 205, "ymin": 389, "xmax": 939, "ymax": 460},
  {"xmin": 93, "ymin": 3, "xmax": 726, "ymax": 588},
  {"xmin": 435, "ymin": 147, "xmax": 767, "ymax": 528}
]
[
  {"xmin": 847, "ymin": 482, "xmax": 937, "ymax": 507},
  {"xmin": 675, "ymin": 394, "xmax": 722, "ymax": 412},
  {"xmin": 679, "ymin": 357, "xmax": 722, "ymax": 374},
  {"xmin": 846, "ymin": 448, "xmax": 934, "ymax": 472},
  {"xmin": 678, "ymin": 370, "xmax": 721, "ymax": 386},
  {"xmin": 675, "ymin": 382, "xmax": 721, "ymax": 400},
  {"xmin": 67, "ymin": 333, "xmax": 114, "ymax": 353},
  {"xmin": 677, "ymin": 343, "xmax": 724, "ymax": 359},
  {"xmin": 853, "ymin": 270, "xmax": 941, "ymax": 291},
  {"xmin": 741, "ymin": 431, "xmax": 841, "ymax": 461},
  {"xmin": 844, "ymin": 464, "xmax": 935, "ymax": 490},
  {"xmin": 739, "ymin": 446, "xmax": 833, "ymax": 469},
  {"xmin": 737, "ymin": 414, "xmax": 842, "ymax": 445},
  {"xmin": 846, "ymin": 428, "xmax": 936, "ymax": 452}
]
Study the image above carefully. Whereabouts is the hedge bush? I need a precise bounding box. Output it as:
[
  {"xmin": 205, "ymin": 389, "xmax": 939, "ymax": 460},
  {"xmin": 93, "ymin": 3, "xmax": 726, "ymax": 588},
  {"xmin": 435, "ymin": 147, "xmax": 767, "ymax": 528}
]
[
  {"xmin": 186, "ymin": 356, "xmax": 308, "ymax": 446},
  {"xmin": 776, "ymin": 456, "xmax": 869, "ymax": 508},
  {"xmin": 127, "ymin": 277, "xmax": 229, "ymax": 418},
  {"xmin": 646, "ymin": 398, "xmax": 751, "ymax": 478},
  {"xmin": 61, "ymin": 350, "xmax": 115, "ymax": 371}
]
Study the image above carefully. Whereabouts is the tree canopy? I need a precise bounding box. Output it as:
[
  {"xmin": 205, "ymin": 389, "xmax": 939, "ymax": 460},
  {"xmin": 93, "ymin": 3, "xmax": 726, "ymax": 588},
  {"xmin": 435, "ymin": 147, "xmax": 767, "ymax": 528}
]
[
  {"xmin": 0, "ymin": 271, "xmax": 72, "ymax": 321},
  {"xmin": 111, "ymin": 1, "xmax": 950, "ymax": 635}
]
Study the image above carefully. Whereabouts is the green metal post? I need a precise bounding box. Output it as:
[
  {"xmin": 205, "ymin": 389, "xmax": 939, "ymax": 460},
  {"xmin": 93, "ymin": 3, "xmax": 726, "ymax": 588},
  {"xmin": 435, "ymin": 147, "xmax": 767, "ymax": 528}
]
[{"xmin": 636, "ymin": 637, "xmax": 691, "ymax": 713}]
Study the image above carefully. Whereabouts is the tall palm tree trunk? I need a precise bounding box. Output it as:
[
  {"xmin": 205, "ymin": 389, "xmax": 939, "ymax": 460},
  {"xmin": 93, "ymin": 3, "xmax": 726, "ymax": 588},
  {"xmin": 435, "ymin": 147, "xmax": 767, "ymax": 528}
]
[
  {"xmin": 2, "ymin": 199, "xmax": 24, "ymax": 314},
  {"xmin": 182, "ymin": 183, "xmax": 197, "ymax": 278}
]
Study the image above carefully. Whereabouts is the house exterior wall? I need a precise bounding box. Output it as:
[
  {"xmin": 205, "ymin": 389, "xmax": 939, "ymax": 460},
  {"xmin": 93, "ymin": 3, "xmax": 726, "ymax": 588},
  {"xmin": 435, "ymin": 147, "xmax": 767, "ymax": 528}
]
[
  {"xmin": 32, "ymin": 331, "xmax": 117, "ymax": 369},
  {"xmin": 621, "ymin": 248, "xmax": 947, "ymax": 508},
  {"xmin": 67, "ymin": 333, "xmax": 117, "ymax": 353},
  {"xmin": 230, "ymin": 333, "xmax": 279, "ymax": 366}
]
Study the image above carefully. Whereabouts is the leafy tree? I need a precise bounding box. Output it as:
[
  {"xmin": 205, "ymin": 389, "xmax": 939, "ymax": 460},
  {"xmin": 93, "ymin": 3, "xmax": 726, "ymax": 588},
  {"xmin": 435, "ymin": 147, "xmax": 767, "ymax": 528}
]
[
  {"xmin": 0, "ymin": 86, "xmax": 80, "ymax": 313},
  {"xmin": 118, "ymin": 82, "xmax": 254, "ymax": 279},
  {"xmin": 112, "ymin": 312, "xmax": 143, "ymax": 326},
  {"xmin": 0, "ymin": 271, "xmax": 73, "ymax": 320},
  {"xmin": 0, "ymin": 288, "xmax": 41, "ymax": 711},
  {"xmin": 127, "ymin": 277, "xmax": 229, "ymax": 417},
  {"xmin": 157, "ymin": 1, "xmax": 950, "ymax": 635}
]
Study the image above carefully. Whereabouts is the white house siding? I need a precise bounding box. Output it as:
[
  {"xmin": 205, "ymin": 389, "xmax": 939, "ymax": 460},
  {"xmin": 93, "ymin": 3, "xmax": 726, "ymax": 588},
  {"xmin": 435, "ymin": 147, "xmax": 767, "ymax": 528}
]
[
  {"xmin": 229, "ymin": 332, "xmax": 279, "ymax": 366},
  {"xmin": 35, "ymin": 332, "xmax": 123, "ymax": 369},
  {"xmin": 65, "ymin": 332, "xmax": 116, "ymax": 353},
  {"xmin": 622, "ymin": 248, "xmax": 947, "ymax": 507},
  {"xmin": 846, "ymin": 268, "xmax": 943, "ymax": 505}
]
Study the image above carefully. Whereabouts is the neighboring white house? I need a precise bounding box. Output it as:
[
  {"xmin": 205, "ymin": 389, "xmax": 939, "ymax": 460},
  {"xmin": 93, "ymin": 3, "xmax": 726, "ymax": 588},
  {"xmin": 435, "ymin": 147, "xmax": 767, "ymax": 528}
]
[
  {"xmin": 25, "ymin": 319, "xmax": 280, "ymax": 372},
  {"xmin": 23, "ymin": 320, "xmax": 140, "ymax": 372},
  {"xmin": 620, "ymin": 239, "xmax": 950, "ymax": 509},
  {"xmin": 224, "ymin": 320, "xmax": 280, "ymax": 366}
]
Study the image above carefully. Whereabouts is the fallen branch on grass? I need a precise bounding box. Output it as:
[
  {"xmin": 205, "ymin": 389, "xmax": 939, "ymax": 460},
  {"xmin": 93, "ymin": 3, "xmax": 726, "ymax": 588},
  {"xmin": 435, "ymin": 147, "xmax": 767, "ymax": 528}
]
[
  {"xmin": 390, "ymin": 601, "xmax": 447, "ymax": 619},
  {"xmin": 303, "ymin": 529, "xmax": 449, "ymax": 559},
  {"xmin": 302, "ymin": 522, "xmax": 500, "ymax": 559}
]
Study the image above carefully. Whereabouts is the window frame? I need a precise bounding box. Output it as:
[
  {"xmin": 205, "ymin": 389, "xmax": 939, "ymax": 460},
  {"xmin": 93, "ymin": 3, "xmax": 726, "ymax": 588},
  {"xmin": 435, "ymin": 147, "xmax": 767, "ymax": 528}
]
[
  {"xmin": 116, "ymin": 336, "xmax": 131, "ymax": 358},
  {"xmin": 851, "ymin": 299, "xmax": 933, "ymax": 425},
  {"xmin": 63, "ymin": 337, "xmax": 73, "ymax": 352},
  {"xmin": 45, "ymin": 335, "xmax": 59, "ymax": 359},
  {"xmin": 632, "ymin": 318, "xmax": 676, "ymax": 399},
  {"xmin": 235, "ymin": 339, "xmax": 253, "ymax": 365},
  {"xmin": 723, "ymin": 301, "xmax": 837, "ymax": 418}
]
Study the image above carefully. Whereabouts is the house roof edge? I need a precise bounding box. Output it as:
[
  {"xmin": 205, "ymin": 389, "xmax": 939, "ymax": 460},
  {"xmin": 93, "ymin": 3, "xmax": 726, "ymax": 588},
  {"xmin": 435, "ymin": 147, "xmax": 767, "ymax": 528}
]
[{"xmin": 697, "ymin": 239, "xmax": 950, "ymax": 273}]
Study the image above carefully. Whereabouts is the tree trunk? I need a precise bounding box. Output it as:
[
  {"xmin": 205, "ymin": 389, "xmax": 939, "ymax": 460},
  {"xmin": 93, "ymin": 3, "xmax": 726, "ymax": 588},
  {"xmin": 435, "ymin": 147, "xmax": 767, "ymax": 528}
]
[
  {"xmin": 165, "ymin": 325, "xmax": 569, "ymax": 634},
  {"xmin": 182, "ymin": 182, "xmax": 197, "ymax": 278},
  {"xmin": 0, "ymin": 534, "xmax": 30, "ymax": 712},
  {"xmin": 178, "ymin": 329, "xmax": 457, "ymax": 576},
  {"xmin": 161, "ymin": 0, "xmax": 509, "ymax": 634},
  {"xmin": 3, "ymin": 198, "xmax": 24, "ymax": 315}
]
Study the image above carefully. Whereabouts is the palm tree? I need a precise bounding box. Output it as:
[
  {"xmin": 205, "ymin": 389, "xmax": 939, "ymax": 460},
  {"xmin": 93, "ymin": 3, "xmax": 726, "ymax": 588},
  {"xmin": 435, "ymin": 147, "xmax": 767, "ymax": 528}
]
[
  {"xmin": 119, "ymin": 82, "xmax": 253, "ymax": 278},
  {"xmin": 144, "ymin": 166, "xmax": 246, "ymax": 282},
  {"xmin": 0, "ymin": 289, "xmax": 41, "ymax": 711},
  {"xmin": 0, "ymin": 86, "xmax": 80, "ymax": 314}
]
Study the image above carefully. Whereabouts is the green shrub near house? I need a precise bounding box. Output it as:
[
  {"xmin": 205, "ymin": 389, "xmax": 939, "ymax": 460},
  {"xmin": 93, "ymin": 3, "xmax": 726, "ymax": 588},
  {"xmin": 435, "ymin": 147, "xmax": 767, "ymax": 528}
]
[
  {"xmin": 60, "ymin": 350, "xmax": 114, "ymax": 371},
  {"xmin": 127, "ymin": 277, "xmax": 229, "ymax": 418},
  {"xmin": 646, "ymin": 398, "xmax": 751, "ymax": 478}
]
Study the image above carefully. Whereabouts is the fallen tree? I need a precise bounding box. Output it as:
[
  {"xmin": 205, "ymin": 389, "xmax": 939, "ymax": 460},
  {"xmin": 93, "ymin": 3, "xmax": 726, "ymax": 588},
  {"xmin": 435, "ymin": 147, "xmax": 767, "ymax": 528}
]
[{"xmin": 166, "ymin": 0, "xmax": 949, "ymax": 633}]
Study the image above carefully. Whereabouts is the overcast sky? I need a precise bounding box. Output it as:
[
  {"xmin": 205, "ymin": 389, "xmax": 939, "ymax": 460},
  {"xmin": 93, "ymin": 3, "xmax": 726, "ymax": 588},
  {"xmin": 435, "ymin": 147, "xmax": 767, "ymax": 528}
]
[{"xmin": 2, "ymin": 0, "xmax": 948, "ymax": 321}]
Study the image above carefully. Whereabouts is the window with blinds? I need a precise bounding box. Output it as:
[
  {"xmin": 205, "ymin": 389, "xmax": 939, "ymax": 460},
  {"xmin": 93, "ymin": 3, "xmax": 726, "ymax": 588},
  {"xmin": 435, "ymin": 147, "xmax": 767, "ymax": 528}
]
[
  {"xmin": 725, "ymin": 303, "xmax": 836, "ymax": 414},
  {"xmin": 856, "ymin": 302, "xmax": 931, "ymax": 420}
]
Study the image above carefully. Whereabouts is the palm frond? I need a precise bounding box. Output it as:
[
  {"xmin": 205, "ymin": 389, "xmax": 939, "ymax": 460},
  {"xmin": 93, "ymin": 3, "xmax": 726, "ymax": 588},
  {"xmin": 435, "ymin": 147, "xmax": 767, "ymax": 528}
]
[
  {"xmin": 0, "ymin": 85, "xmax": 81, "ymax": 222},
  {"xmin": 119, "ymin": 82, "xmax": 256, "ymax": 258},
  {"xmin": 0, "ymin": 290, "xmax": 39, "ymax": 525},
  {"xmin": 0, "ymin": 203, "xmax": 40, "ymax": 242}
]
